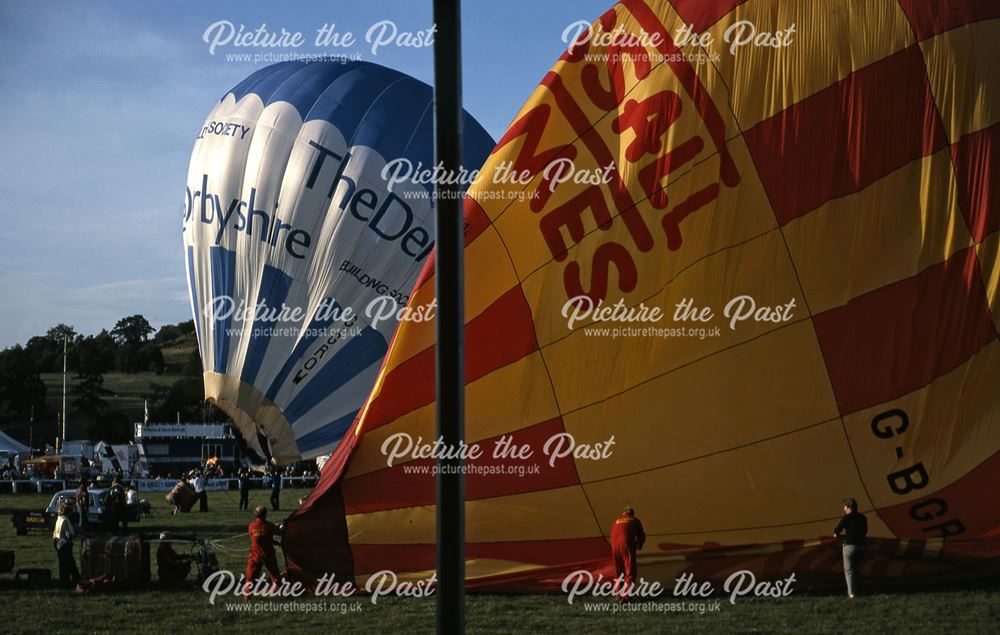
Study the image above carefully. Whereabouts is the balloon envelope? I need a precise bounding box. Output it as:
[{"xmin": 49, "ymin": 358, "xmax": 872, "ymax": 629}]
[
  {"xmin": 286, "ymin": 0, "xmax": 1000, "ymax": 589},
  {"xmin": 183, "ymin": 61, "xmax": 494, "ymax": 463}
]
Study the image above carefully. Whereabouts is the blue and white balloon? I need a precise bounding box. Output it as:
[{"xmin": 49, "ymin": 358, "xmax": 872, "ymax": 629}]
[{"xmin": 182, "ymin": 61, "xmax": 494, "ymax": 463}]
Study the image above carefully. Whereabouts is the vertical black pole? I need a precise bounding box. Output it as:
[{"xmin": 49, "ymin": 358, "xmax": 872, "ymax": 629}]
[{"xmin": 433, "ymin": 1, "xmax": 465, "ymax": 633}]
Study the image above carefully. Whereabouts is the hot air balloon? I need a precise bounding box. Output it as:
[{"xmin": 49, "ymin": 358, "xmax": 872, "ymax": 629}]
[
  {"xmin": 285, "ymin": 0, "xmax": 1000, "ymax": 590},
  {"xmin": 182, "ymin": 61, "xmax": 495, "ymax": 464}
]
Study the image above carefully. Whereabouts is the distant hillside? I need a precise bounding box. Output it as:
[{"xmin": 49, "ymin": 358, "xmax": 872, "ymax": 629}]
[
  {"xmin": 158, "ymin": 327, "xmax": 199, "ymax": 375},
  {"xmin": 39, "ymin": 371, "xmax": 180, "ymax": 435},
  {"xmin": 1, "ymin": 319, "xmax": 210, "ymax": 446},
  {"xmin": 52, "ymin": 326, "xmax": 203, "ymax": 437}
]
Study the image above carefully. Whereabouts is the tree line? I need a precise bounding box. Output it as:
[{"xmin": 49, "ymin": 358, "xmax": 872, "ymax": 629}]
[{"xmin": 0, "ymin": 316, "xmax": 225, "ymax": 444}]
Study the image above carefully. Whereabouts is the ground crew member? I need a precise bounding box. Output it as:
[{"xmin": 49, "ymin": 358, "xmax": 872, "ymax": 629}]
[
  {"xmin": 107, "ymin": 476, "xmax": 127, "ymax": 531},
  {"xmin": 610, "ymin": 506, "xmax": 645, "ymax": 602},
  {"xmin": 238, "ymin": 468, "xmax": 250, "ymax": 511},
  {"xmin": 193, "ymin": 470, "xmax": 208, "ymax": 513},
  {"xmin": 75, "ymin": 480, "xmax": 90, "ymax": 530},
  {"xmin": 156, "ymin": 531, "xmax": 192, "ymax": 587},
  {"xmin": 269, "ymin": 469, "xmax": 281, "ymax": 511},
  {"xmin": 245, "ymin": 506, "xmax": 282, "ymax": 597},
  {"xmin": 834, "ymin": 497, "xmax": 868, "ymax": 599}
]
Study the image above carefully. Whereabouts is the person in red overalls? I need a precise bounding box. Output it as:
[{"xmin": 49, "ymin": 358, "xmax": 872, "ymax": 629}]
[
  {"xmin": 610, "ymin": 506, "xmax": 645, "ymax": 602},
  {"xmin": 245, "ymin": 506, "xmax": 283, "ymax": 598}
]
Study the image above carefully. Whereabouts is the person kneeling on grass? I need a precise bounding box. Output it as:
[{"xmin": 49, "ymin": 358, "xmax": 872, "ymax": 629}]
[
  {"xmin": 157, "ymin": 531, "xmax": 192, "ymax": 588},
  {"xmin": 834, "ymin": 496, "xmax": 868, "ymax": 599},
  {"xmin": 244, "ymin": 506, "xmax": 284, "ymax": 599}
]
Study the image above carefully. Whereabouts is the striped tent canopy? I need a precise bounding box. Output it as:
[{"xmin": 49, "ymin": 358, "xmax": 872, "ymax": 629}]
[{"xmin": 285, "ymin": 0, "xmax": 1000, "ymax": 590}]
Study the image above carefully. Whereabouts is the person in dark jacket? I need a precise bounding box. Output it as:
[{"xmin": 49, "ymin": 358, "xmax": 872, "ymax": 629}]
[
  {"xmin": 75, "ymin": 480, "xmax": 90, "ymax": 530},
  {"xmin": 107, "ymin": 476, "xmax": 127, "ymax": 531},
  {"xmin": 269, "ymin": 469, "xmax": 281, "ymax": 511},
  {"xmin": 156, "ymin": 531, "xmax": 191, "ymax": 587},
  {"xmin": 238, "ymin": 469, "xmax": 251, "ymax": 511},
  {"xmin": 834, "ymin": 497, "xmax": 868, "ymax": 598}
]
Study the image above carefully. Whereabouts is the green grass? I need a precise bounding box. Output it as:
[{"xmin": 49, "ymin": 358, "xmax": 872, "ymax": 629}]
[
  {"xmin": 1, "ymin": 491, "xmax": 998, "ymax": 634},
  {"xmin": 160, "ymin": 340, "xmax": 197, "ymax": 371}
]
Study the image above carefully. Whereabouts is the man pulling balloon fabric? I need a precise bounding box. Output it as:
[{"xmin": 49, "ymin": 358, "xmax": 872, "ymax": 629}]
[
  {"xmin": 610, "ymin": 506, "xmax": 645, "ymax": 601},
  {"xmin": 244, "ymin": 506, "xmax": 283, "ymax": 598}
]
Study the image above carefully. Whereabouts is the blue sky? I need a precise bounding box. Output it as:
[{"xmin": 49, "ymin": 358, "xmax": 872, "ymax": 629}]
[{"xmin": 0, "ymin": 0, "xmax": 610, "ymax": 348}]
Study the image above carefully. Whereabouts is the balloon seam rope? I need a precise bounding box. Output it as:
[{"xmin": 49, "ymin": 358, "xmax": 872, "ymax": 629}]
[{"xmin": 699, "ymin": 43, "xmax": 879, "ymax": 512}]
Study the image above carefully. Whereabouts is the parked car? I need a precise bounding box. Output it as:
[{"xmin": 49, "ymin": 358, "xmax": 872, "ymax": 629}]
[
  {"xmin": 11, "ymin": 487, "xmax": 136, "ymax": 535},
  {"xmin": 45, "ymin": 488, "xmax": 111, "ymax": 526}
]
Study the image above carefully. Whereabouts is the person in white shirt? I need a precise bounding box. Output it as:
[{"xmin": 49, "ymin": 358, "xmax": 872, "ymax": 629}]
[
  {"xmin": 125, "ymin": 484, "xmax": 139, "ymax": 522},
  {"xmin": 52, "ymin": 504, "xmax": 80, "ymax": 587},
  {"xmin": 193, "ymin": 471, "xmax": 208, "ymax": 513}
]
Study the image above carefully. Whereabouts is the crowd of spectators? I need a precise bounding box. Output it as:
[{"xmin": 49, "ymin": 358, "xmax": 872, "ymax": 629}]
[{"xmin": 1, "ymin": 456, "xmax": 320, "ymax": 486}]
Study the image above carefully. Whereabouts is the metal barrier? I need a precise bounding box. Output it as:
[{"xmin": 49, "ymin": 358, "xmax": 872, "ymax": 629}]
[
  {"xmin": 129, "ymin": 477, "xmax": 319, "ymax": 491},
  {"xmin": 0, "ymin": 479, "xmax": 67, "ymax": 494},
  {"xmin": 0, "ymin": 476, "xmax": 318, "ymax": 494}
]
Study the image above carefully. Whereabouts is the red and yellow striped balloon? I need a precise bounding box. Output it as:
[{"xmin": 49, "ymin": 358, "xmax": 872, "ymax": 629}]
[{"xmin": 285, "ymin": 0, "xmax": 1000, "ymax": 590}]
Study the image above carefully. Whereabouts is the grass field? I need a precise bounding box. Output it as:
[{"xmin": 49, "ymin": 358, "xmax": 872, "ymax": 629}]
[
  {"xmin": 40, "ymin": 371, "xmax": 182, "ymax": 414},
  {"xmin": 1, "ymin": 490, "xmax": 997, "ymax": 634},
  {"xmin": 37, "ymin": 372, "xmax": 184, "ymax": 437}
]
